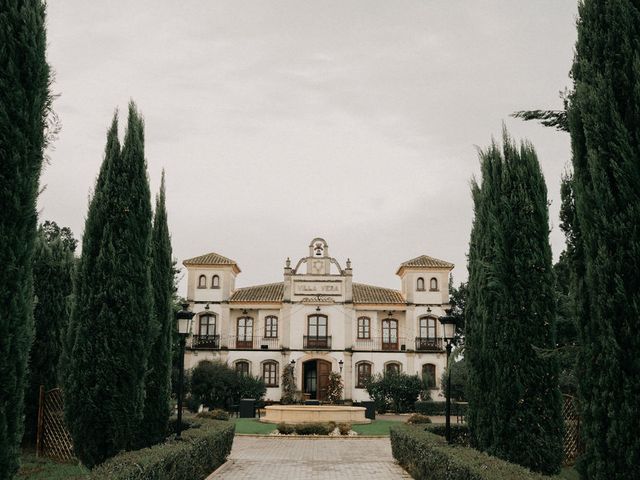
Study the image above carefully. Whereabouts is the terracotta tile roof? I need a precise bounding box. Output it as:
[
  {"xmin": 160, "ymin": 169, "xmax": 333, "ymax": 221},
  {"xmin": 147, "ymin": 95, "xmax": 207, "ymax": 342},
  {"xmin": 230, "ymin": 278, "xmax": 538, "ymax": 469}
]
[
  {"xmin": 228, "ymin": 281, "xmax": 406, "ymax": 305},
  {"xmin": 399, "ymin": 255, "xmax": 454, "ymax": 269},
  {"xmin": 183, "ymin": 252, "xmax": 238, "ymax": 267},
  {"xmin": 352, "ymin": 283, "xmax": 405, "ymax": 305},
  {"xmin": 230, "ymin": 282, "xmax": 284, "ymax": 303}
]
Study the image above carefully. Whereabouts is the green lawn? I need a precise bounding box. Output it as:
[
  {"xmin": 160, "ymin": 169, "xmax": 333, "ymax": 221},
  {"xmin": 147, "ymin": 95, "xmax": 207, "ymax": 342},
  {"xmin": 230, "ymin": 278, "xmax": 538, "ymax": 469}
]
[
  {"xmin": 352, "ymin": 419, "xmax": 403, "ymax": 436},
  {"xmin": 17, "ymin": 453, "xmax": 88, "ymax": 480},
  {"xmin": 231, "ymin": 418, "xmax": 278, "ymax": 434},
  {"xmin": 231, "ymin": 418, "xmax": 403, "ymax": 436}
]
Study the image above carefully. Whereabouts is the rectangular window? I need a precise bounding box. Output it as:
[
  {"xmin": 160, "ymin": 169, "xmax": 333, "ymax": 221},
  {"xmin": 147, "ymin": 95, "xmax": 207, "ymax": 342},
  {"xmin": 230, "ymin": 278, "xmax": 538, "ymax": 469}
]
[
  {"xmin": 264, "ymin": 316, "xmax": 278, "ymax": 338},
  {"xmin": 357, "ymin": 317, "xmax": 370, "ymax": 339},
  {"xmin": 263, "ymin": 362, "xmax": 278, "ymax": 387},
  {"xmin": 356, "ymin": 363, "xmax": 372, "ymax": 388}
]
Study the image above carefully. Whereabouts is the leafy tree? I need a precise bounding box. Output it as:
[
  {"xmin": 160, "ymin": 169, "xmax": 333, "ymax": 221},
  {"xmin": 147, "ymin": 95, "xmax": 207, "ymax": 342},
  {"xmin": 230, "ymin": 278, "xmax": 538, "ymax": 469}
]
[
  {"xmin": 63, "ymin": 104, "xmax": 154, "ymax": 467},
  {"xmin": 280, "ymin": 363, "xmax": 296, "ymax": 404},
  {"xmin": 441, "ymin": 357, "xmax": 468, "ymax": 402},
  {"xmin": 466, "ymin": 130, "xmax": 563, "ymax": 474},
  {"xmin": 449, "ymin": 278, "xmax": 468, "ymax": 335},
  {"xmin": 567, "ymin": 2, "xmax": 640, "ymax": 477},
  {"xmin": 365, "ymin": 372, "xmax": 424, "ymax": 413},
  {"xmin": 190, "ymin": 360, "xmax": 265, "ymax": 409},
  {"xmin": 0, "ymin": 1, "xmax": 50, "ymax": 477},
  {"xmin": 326, "ymin": 372, "xmax": 343, "ymax": 404},
  {"xmin": 24, "ymin": 223, "xmax": 76, "ymax": 444},
  {"xmin": 140, "ymin": 172, "xmax": 174, "ymax": 447}
]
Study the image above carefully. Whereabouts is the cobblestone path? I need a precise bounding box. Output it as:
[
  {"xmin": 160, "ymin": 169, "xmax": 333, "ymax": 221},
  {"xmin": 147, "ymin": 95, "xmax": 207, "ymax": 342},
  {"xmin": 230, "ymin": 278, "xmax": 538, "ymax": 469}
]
[{"xmin": 207, "ymin": 436, "xmax": 411, "ymax": 479}]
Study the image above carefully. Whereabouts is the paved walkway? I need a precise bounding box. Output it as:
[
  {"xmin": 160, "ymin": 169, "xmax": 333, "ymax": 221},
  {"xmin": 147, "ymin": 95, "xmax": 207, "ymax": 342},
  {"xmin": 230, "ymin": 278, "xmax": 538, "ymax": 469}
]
[{"xmin": 207, "ymin": 436, "xmax": 411, "ymax": 479}]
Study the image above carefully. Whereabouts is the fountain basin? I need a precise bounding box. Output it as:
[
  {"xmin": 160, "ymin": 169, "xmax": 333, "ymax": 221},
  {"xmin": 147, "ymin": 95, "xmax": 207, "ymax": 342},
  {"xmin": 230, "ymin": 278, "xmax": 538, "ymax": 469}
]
[{"xmin": 260, "ymin": 405, "xmax": 370, "ymax": 424}]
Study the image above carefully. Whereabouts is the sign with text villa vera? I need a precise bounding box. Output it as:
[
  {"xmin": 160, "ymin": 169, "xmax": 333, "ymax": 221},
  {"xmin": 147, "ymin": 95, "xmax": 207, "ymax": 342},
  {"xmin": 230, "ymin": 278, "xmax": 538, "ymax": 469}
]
[{"xmin": 293, "ymin": 280, "xmax": 343, "ymax": 296}]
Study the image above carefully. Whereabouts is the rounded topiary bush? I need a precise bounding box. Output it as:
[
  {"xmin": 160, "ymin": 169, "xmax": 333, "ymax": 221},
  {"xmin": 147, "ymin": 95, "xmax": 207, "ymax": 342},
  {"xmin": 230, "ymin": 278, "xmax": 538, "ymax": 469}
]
[
  {"xmin": 277, "ymin": 423, "xmax": 295, "ymax": 434},
  {"xmin": 197, "ymin": 409, "xmax": 230, "ymax": 421},
  {"xmin": 407, "ymin": 413, "xmax": 432, "ymax": 424}
]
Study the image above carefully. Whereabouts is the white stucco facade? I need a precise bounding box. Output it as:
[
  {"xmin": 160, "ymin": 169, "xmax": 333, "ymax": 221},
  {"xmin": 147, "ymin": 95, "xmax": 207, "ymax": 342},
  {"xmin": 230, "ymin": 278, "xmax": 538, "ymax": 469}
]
[{"xmin": 182, "ymin": 238, "xmax": 454, "ymax": 403}]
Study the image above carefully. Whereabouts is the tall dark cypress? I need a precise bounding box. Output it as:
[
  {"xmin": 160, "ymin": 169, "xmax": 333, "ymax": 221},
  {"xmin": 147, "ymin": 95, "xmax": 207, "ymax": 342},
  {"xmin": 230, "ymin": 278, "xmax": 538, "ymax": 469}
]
[
  {"xmin": 24, "ymin": 223, "xmax": 76, "ymax": 444},
  {"xmin": 0, "ymin": 1, "xmax": 50, "ymax": 478},
  {"xmin": 140, "ymin": 171, "xmax": 174, "ymax": 446},
  {"xmin": 63, "ymin": 103, "xmax": 154, "ymax": 468},
  {"xmin": 466, "ymin": 131, "xmax": 563, "ymax": 475},
  {"xmin": 568, "ymin": 2, "xmax": 640, "ymax": 477}
]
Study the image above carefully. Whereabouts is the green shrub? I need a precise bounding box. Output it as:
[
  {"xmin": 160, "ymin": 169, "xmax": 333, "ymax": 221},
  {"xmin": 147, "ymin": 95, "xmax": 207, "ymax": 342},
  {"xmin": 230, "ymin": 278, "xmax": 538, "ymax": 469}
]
[
  {"xmin": 190, "ymin": 360, "xmax": 266, "ymax": 410},
  {"xmin": 414, "ymin": 401, "xmax": 468, "ymax": 417},
  {"xmin": 407, "ymin": 413, "xmax": 432, "ymax": 424},
  {"xmin": 294, "ymin": 423, "xmax": 332, "ymax": 435},
  {"xmin": 365, "ymin": 372, "xmax": 425, "ymax": 413},
  {"xmin": 390, "ymin": 425, "xmax": 560, "ymax": 480},
  {"xmin": 326, "ymin": 372, "xmax": 344, "ymax": 404},
  {"xmin": 277, "ymin": 423, "xmax": 295, "ymax": 435},
  {"xmin": 197, "ymin": 409, "xmax": 230, "ymax": 421},
  {"xmin": 424, "ymin": 423, "xmax": 470, "ymax": 446},
  {"xmin": 338, "ymin": 423, "xmax": 352, "ymax": 435},
  {"xmin": 89, "ymin": 419, "xmax": 234, "ymax": 480}
]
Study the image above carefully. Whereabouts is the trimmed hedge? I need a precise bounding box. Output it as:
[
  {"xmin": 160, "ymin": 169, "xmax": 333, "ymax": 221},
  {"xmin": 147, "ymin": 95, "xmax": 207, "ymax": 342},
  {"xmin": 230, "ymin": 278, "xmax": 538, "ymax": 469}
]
[
  {"xmin": 89, "ymin": 419, "xmax": 234, "ymax": 480},
  {"xmin": 414, "ymin": 401, "xmax": 468, "ymax": 417},
  {"xmin": 390, "ymin": 425, "xmax": 561, "ymax": 480},
  {"xmin": 423, "ymin": 423, "xmax": 470, "ymax": 446}
]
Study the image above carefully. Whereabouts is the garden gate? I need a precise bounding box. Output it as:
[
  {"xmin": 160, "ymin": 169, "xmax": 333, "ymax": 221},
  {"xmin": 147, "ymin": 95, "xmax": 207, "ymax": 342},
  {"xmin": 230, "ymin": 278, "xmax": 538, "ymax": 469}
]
[
  {"xmin": 562, "ymin": 394, "xmax": 582, "ymax": 465},
  {"xmin": 36, "ymin": 386, "xmax": 74, "ymax": 461}
]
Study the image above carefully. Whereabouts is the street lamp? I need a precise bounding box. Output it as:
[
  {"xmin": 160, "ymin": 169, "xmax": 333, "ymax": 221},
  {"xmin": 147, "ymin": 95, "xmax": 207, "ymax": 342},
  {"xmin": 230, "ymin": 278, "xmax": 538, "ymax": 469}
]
[
  {"xmin": 438, "ymin": 308, "xmax": 457, "ymax": 444},
  {"xmin": 175, "ymin": 302, "xmax": 194, "ymax": 439},
  {"xmin": 338, "ymin": 359, "xmax": 344, "ymax": 374}
]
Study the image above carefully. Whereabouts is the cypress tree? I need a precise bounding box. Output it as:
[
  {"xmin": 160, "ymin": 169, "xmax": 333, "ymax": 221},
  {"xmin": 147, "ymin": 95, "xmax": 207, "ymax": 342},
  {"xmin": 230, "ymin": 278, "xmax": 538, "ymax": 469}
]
[
  {"xmin": 140, "ymin": 171, "xmax": 174, "ymax": 446},
  {"xmin": 24, "ymin": 223, "xmax": 76, "ymax": 444},
  {"xmin": 567, "ymin": 1, "xmax": 640, "ymax": 477},
  {"xmin": 64, "ymin": 103, "xmax": 154, "ymax": 467},
  {"xmin": 466, "ymin": 131, "xmax": 563, "ymax": 474},
  {"xmin": 0, "ymin": 1, "xmax": 50, "ymax": 478}
]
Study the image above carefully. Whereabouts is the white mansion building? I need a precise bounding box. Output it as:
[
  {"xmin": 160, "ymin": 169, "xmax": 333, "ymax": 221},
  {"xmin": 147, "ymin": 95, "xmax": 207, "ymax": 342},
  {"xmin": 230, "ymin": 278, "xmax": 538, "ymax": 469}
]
[{"xmin": 183, "ymin": 238, "xmax": 454, "ymax": 402}]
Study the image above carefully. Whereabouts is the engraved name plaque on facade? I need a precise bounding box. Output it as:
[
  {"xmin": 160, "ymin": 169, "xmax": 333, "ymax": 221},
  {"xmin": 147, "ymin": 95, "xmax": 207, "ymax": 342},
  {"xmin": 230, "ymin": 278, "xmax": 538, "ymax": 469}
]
[{"xmin": 293, "ymin": 281, "xmax": 343, "ymax": 296}]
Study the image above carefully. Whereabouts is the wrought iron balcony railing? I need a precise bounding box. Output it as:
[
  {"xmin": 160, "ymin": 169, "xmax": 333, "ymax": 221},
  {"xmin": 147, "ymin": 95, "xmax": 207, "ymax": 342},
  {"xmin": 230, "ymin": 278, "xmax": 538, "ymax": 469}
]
[
  {"xmin": 192, "ymin": 334, "xmax": 220, "ymax": 349},
  {"xmin": 303, "ymin": 335, "xmax": 332, "ymax": 349},
  {"xmin": 415, "ymin": 337, "xmax": 444, "ymax": 352},
  {"xmin": 354, "ymin": 336, "xmax": 407, "ymax": 351}
]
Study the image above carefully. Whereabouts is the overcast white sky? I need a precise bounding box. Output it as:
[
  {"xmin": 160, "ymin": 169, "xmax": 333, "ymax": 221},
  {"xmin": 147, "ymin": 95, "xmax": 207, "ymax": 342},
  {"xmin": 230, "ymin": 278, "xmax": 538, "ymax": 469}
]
[{"xmin": 40, "ymin": 1, "xmax": 578, "ymax": 294}]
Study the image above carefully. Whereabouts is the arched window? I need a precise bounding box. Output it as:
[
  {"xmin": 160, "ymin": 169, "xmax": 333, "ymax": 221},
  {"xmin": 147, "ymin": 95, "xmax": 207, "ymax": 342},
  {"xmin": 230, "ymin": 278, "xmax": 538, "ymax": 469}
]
[
  {"xmin": 417, "ymin": 316, "xmax": 438, "ymax": 350},
  {"xmin": 357, "ymin": 317, "xmax": 371, "ymax": 339},
  {"xmin": 262, "ymin": 361, "xmax": 279, "ymax": 387},
  {"xmin": 212, "ymin": 275, "xmax": 220, "ymax": 288},
  {"xmin": 430, "ymin": 277, "xmax": 438, "ymax": 291},
  {"xmin": 199, "ymin": 314, "xmax": 217, "ymax": 336},
  {"xmin": 264, "ymin": 316, "xmax": 278, "ymax": 338},
  {"xmin": 385, "ymin": 362, "xmax": 401, "ymax": 375},
  {"xmin": 422, "ymin": 363, "xmax": 437, "ymax": 389},
  {"xmin": 237, "ymin": 316, "xmax": 254, "ymax": 348},
  {"xmin": 306, "ymin": 314, "xmax": 328, "ymax": 348},
  {"xmin": 356, "ymin": 362, "xmax": 372, "ymax": 388},
  {"xmin": 419, "ymin": 317, "xmax": 437, "ymax": 339},
  {"xmin": 382, "ymin": 319, "xmax": 398, "ymax": 350},
  {"xmin": 198, "ymin": 274, "xmax": 207, "ymax": 288},
  {"xmin": 417, "ymin": 277, "xmax": 425, "ymax": 291},
  {"xmin": 235, "ymin": 360, "xmax": 250, "ymax": 376}
]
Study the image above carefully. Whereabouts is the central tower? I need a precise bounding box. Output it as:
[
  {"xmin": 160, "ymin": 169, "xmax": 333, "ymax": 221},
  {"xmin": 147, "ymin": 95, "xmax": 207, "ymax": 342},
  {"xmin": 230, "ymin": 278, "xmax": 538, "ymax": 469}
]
[{"xmin": 307, "ymin": 237, "xmax": 331, "ymax": 275}]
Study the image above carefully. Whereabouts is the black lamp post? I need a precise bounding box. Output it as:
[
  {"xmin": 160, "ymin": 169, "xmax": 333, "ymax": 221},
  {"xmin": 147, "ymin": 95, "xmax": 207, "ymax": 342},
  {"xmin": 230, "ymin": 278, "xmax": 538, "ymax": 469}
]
[
  {"xmin": 338, "ymin": 359, "xmax": 344, "ymax": 374},
  {"xmin": 175, "ymin": 302, "xmax": 194, "ymax": 439},
  {"xmin": 438, "ymin": 308, "xmax": 457, "ymax": 444}
]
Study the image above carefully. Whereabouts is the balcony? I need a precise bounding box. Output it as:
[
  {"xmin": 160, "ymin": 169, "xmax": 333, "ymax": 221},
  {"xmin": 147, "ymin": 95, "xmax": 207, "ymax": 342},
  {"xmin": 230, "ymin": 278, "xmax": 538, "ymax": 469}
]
[
  {"xmin": 353, "ymin": 336, "xmax": 407, "ymax": 351},
  {"xmin": 191, "ymin": 334, "xmax": 220, "ymax": 349},
  {"xmin": 415, "ymin": 337, "xmax": 444, "ymax": 352},
  {"xmin": 303, "ymin": 335, "xmax": 332, "ymax": 349}
]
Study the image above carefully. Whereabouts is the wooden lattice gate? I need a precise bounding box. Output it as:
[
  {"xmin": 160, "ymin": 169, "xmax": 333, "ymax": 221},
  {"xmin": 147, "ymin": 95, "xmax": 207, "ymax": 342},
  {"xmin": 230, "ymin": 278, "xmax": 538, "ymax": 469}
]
[
  {"xmin": 36, "ymin": 386, "xmax": 74, "ymax": 461},
  {"xmin": 562, "ymin": 394, "xmax": 582, "ymax": 465}
]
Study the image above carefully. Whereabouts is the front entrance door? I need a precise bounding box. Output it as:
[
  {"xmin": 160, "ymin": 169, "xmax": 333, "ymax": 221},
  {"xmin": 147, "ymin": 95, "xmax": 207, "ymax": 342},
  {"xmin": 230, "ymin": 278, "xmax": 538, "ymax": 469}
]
[{"xmin": 303, "ymin": 359, "xmax": 332, "ymax": 401}]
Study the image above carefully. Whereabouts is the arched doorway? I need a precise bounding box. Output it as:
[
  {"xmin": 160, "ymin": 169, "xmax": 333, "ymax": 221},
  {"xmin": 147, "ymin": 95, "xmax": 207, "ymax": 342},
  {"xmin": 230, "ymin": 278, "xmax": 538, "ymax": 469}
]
[{"xmin": 303, "ymin": 359, "xmax": 332, "ymax": 400}]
